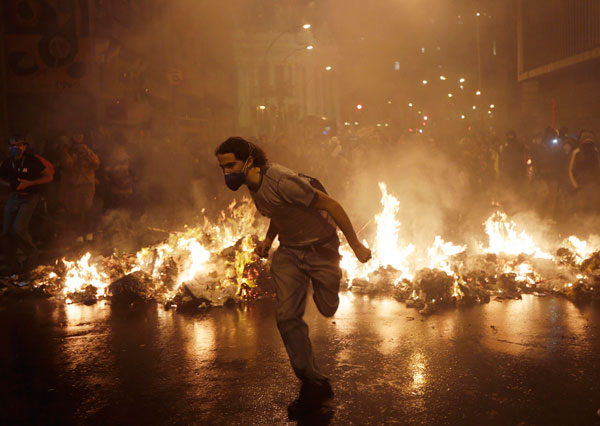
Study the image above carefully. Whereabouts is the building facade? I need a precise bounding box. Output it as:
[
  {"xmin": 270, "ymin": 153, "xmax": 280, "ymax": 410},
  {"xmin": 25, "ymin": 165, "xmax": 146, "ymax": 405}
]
[
  {"xmin": 517, "ymin": 0, "xmax": 600, "ymax": 132},
  {"xmin": 233, "ymin": 26, "xmax": 340, "ymax": 139}
]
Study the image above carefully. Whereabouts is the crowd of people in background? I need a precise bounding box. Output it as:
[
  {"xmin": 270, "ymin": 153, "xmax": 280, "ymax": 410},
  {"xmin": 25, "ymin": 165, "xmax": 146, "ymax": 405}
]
[
  {"xmin": 269, "ymin": 123, "xmax": 600, "ymax": 223},
  {"xmin": 0, "ymin": 119, "xmax": 598, "ymax": 275}
]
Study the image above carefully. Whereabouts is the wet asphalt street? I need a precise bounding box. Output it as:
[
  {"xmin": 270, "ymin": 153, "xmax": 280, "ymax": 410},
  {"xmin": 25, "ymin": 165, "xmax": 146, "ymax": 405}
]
[{"xmin": 1, "ymin": 292, "xmax": 600, "ymax": 426}]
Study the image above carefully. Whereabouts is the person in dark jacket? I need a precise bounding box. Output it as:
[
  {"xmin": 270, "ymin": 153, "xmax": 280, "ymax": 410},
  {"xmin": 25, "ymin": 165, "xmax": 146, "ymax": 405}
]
[
  {"xmin": 0, "ymin": 134, "xmax": 54, "ymax": 273},
  {"xmin": 568, "ymin": 130, "xmax": 600, "ymax": 213}
]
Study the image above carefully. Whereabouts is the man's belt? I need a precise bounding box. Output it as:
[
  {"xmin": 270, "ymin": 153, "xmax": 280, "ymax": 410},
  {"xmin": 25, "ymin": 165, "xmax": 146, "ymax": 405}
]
[
  {"xmin": 281, "ymin": 233, "xmax": 341, "ymax": 259},
  {"xmin": 14, "ymin": 191, "xmax": 36, "ymax": 198}
]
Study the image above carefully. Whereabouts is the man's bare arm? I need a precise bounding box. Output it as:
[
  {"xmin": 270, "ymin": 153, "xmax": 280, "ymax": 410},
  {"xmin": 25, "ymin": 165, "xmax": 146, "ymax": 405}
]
[
  {"xmin": 568, "ymin": 150, "xmax": 578, "ymax": 189},
  {"xmin": 16, "ymin": 168, "xmax": 54, "ymax": 191},
  {"xmin": 255, "ymin": 220, "xmax": 278, "ymax": 258},
  {"xmin": 311, "ymin": 189, "xmax": 372, "ymax": 263}
]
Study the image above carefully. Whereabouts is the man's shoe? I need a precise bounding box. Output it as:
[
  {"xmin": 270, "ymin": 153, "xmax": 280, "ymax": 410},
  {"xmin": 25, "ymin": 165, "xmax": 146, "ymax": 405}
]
[
  {"xmin": 287, "ymin": 398, "xmax": 315, "ymax": 420},
  {"xmin": 300, "ymin": 377, "xmax": 334, "ymax": 403},
  {"xmin": 288, "ymin": 380, "xmax": 335, "ymax": 421}
]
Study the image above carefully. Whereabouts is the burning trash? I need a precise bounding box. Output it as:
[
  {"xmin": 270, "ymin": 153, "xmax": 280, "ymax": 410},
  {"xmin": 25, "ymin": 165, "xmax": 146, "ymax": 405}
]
[
  {"xmin": 4, "ymin": 184, "xmax": 600, "ymax": 316},
  {"xmin": 6, "ymin": 197, "xmax": 273, "ymax": 310}
]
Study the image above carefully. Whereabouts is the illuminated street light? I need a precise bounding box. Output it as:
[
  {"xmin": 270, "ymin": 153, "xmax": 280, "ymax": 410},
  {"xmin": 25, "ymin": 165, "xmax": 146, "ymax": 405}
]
[
  {"xmin": 306, "ymin": 45, "xmax": 314, "ymax": 50},
  {"xmin": 461, "ymin": 115, "xmax": 465, "ymax": 119},
  {"xmin": 439, "ymin": 76, "xmax": 447, "ymax": 80},
  {"xmin": 472, "ymin": 105, "xmax": 477, "ymax": 110},
  {"xmin": 258, "ymin": 105, "xmax": 266, "ymax": 110},
  {"xmin": 460, "ymin": 85, "xmax": 464, "ymax": 90},
  {"xmin": 490, "ymin": 104, "xmax": 495, "ymax": 108},
  {"xmin": 422, "ymin": 80, "xmax": 428, "ymax": 85},
  {"xmin": 476, "ymin": 90, "xmax": 481, "ymax": 96},
  {"xmin": 476, "ymin": 12, "xmax": 481, "ymax": 17},
  {"xmin": 459, "ymin": 78, "xmax": 465, "ymax": 83},
  {"xmin": 325, "ymin": 66, "xmax": 332, "ymax": 71},
  {"xmin": 303, "ymin": 24, "xmax": 311, "ymax": 29},
  {"xmin": 423, "ymin": 115, "xmax": 429, "ymax": 121},
  {"xmin": 356, "ymin": 104, "xmax": 363, "ymax": 110},
  {"xmin": 408, "ymin": 102, "xmax": 413, "ymax": 107},
  {"xmin": 448, "ymin": 93, "xmax": 453, "ymax": 98}
]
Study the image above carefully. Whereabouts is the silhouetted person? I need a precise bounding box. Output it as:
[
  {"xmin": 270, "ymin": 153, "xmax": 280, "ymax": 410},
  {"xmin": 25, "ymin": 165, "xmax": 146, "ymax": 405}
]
[
  {"xmin": 60, "ymin": 131, "xmax": 100, "ymax": 243},
  {"xmin": 0, "ymin": 135, "xmax": 54, "ymax": 273},
  {"xmin": 533, "ymin": 127, "xmax": 566, "ymax": 218},
  {"xmin": 568, "ymin": 130, "xmax": 600, "ymax": 214},
  {"xmin": 500, "ymin": 130, "xmax": 526, "ymax": 189}
]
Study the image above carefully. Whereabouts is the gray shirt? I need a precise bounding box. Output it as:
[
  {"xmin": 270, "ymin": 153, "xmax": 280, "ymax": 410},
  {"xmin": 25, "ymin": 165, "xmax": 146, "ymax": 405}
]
[{"xmin": 249, "ymin": 163, "xmax": 336, "ymax": 247}]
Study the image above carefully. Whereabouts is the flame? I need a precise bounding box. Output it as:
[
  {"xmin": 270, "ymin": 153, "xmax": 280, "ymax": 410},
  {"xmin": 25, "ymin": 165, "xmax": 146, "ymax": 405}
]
[
  {"xmin": 483, "ymin": 211, "xmax": 551, "ymax": 259},
  {"xmin": 40, "ymin": 183, "xmax": 600, "ymax": 309},
  {"xmin": 427, "ymin": 236, "xmax": 465, "ymax": 275},
  {"xmin": 174, "ymin": 238, "xmax": 211, "ymax": 285},
  {"xmin": 563, "ymin": 236, "xmax": 599, "ymax": 265},
  {"xmin": 58, "ymin": 197, "xmax": 266, "ymax": 300},
  {"xmin": 342, "ymin": 182, "xmax": 415, "ymax": 287},
  {"xmin": 62, "ymin": 253, "xmax": 110, "ymax": 298},
  {"xmin": 235, "ymin": 235, "xmax": 260, "ymax": 297}
]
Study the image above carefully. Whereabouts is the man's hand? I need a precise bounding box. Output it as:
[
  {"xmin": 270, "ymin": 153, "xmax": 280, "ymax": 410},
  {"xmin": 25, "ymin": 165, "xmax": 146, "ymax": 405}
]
[
  {"xmin": 254, "ymin": 239, "xmax": 273, "ymax": 258},
  {"xmin": 16, "ymin": 178, "xmax": 32, "ymax": 191},
  {"xmin": 351, "ymin": 241, "xmax": 372, "ymax": 263}
]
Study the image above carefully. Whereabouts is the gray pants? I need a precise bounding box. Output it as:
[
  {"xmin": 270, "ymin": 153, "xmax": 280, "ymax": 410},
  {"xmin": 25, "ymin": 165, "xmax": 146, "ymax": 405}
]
[{"xmin": 271, "ymin": 241, "xmax": 342, "ymax": 382}]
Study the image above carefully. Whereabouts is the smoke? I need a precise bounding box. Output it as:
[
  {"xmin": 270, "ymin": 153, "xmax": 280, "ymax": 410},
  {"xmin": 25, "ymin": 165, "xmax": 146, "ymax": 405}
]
[
  {"xmin": 6, "ymin": 0, "xmax": 600, "ymax": 258},
  {"xmin": 335, "ymin": 138, "xmax": 471, "ymax": 252}
]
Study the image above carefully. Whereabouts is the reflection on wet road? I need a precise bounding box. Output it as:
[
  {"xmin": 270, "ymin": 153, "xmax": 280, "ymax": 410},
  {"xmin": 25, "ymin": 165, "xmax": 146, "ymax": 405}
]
[{"xmin": 1, "ymin": 293, "xmax": 600, "ymax": 425}]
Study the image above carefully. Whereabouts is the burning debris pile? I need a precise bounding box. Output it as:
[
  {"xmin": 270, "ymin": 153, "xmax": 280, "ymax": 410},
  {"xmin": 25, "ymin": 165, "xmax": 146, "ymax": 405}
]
[
  {"xmin": 3, "ymin": 184, "xmax": 600, "ymax": 316},
  {"xmin": 342, "ymin": 193, "xmax": 600, "ymax": 315},
  {"xmin": 2, "ymin": 198, "xmax": 273, "ymax": 310}
]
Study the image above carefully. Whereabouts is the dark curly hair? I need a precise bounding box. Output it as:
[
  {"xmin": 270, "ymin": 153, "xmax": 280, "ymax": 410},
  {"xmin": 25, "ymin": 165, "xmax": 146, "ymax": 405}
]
[
  {"xmin": 215, "ymin": 136, "xmax": 268, "ymax": 167},
  {"xmin": 8, "ymin": 134, "xmax": 26, "ymax": 145}
]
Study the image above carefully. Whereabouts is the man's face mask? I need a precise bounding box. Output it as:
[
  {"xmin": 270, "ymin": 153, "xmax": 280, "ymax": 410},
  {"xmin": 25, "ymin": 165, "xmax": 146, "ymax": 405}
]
[
  {"xmin": 9, "ymin": 144, "xmax": 23, "ymax": 158},
  {"xmin": 224, "ymin": 157, "xmax": 250, "ymax": 191}
]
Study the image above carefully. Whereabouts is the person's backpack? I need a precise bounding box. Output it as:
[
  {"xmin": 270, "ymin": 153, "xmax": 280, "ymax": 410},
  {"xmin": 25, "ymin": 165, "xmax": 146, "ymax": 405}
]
[
  {"xmin": 299, "ymin": 173, "xmax": 328, "ymax": 194},
  {"xmin": 298, "ymin": 173, "xmax": 337, "ymax": 235}
]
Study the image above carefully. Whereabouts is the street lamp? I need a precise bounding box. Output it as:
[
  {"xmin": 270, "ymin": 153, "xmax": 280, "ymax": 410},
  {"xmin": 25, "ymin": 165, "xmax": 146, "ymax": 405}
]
[
  {"xmin": 281, "ymin": 44, "xmax": 314, "ymax": 63},
  {"xmin": 262, "ymin": 24, "xmax": 313, "ymax": 65}
]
